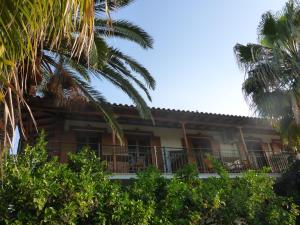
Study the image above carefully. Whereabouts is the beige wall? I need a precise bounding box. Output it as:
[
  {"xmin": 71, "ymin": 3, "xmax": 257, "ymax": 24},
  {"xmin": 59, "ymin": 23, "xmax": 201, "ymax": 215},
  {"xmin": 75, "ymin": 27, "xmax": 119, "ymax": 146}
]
[
  {"xmin": 64, "ymin": 120, "xmax": 281, "ymax": 152},
  {"xmin": 243, "ymin": 132, "xmax": 279, "ymax": 143},
  {"xmin": 65, "ymin": 120, "xmax": 184, "ymax": 148}
]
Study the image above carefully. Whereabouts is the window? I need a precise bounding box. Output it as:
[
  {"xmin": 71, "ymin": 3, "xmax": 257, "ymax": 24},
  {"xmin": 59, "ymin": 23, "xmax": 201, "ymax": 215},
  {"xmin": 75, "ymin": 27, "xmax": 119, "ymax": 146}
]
[
  {"xmin": 76, "ymin": 132, "xmax": 101, "ymax": 156},
  {"xmin": 190, "ymin": 138, "xmax": 212, "ymax": 152}
]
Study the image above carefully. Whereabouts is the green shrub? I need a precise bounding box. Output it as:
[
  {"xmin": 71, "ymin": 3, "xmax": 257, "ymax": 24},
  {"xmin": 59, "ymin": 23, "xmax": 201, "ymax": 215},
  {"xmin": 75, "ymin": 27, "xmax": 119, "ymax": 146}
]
[
  {"xmin": 274, "ymin": 160, "xmax": 300, "ymax": 224},
  {"xmin": 128, "ymin": 163, "xmax": 299, "ymax": 225},
  {"xmin": 0, "ymin": 134, "xmax": 298, "ymax": 224},
  {"xmin": 0, "ymin": 133, "xmax": 150, "ymax": 225}
]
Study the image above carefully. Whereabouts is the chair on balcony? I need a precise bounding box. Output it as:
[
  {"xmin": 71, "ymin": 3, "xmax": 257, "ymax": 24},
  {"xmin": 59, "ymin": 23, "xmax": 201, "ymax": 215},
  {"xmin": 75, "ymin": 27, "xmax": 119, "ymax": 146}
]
[
  {"xmin": 224, "ymin": 159, "xmax": 245, "ymax": 173},
  {"xmin": 203, "ymin": 157, "xmax": 214, "ymax": 173},
  {"xmin": 136, "ymin": 156, "xmax": 147, "ymax": 171},
  {"xmin": 129, "ymin": 156, "xmax": 146, "ymax": 172}
]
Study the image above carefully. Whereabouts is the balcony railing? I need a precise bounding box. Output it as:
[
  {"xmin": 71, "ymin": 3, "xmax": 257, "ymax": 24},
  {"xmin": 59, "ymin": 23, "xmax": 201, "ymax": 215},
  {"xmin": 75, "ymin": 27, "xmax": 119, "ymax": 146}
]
[{"xmin": 46, "ymin": 141, "xmax": 295, "ymax": 174}]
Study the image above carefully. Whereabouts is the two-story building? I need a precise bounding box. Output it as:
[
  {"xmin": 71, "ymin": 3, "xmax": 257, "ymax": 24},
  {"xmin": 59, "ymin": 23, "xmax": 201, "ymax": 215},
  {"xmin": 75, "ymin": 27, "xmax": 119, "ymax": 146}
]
[{"xmin": 22, "ymin": 97, "xmax": 292, "ymax": 178}]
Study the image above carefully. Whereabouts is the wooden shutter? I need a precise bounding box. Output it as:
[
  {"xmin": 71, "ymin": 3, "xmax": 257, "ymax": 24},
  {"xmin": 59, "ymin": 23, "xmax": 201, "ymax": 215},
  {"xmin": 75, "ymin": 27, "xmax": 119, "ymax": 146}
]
[{"xmin": 59, "ymin": 131, "xmax": 76, "ymax": 163}]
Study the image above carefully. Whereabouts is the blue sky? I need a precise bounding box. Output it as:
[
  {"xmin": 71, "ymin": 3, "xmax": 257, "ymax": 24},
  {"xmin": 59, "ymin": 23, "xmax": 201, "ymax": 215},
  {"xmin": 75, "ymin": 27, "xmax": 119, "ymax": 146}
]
[{"xmin": 98, "ymin": 0, "xmax": 287, "ymax": 116}]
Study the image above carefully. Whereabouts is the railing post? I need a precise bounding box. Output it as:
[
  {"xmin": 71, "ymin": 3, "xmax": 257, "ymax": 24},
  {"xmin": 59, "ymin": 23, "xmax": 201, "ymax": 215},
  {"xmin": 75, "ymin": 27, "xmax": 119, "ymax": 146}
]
[
  {"xmin": 180, "ymin": 121, "xmax": 194, "ymax": 164},
  {"xmin": 112, "ymin": 132, "xmax": 117, "ymax": 172},
  {"xmin": 153, "ymin": 146, "xmax": 158, "ymax": 168},
  {"xmin": 0, "ymin": 140, "xmax": 2, "ymax": 166},
  {"xmin": 237, "ymin": 126, "xmax": 251, "ymax": 167},
  {"xmin": 265, "ymin": 143, "xmax": 273, "ymax": 171},
  {"xmin": 97, "ymin": 143, "xmax": 101, "ymax": 158},
  {"xmin": 112, "ymin": 146, "xmax": 117, "ymax": 173},
  {"xmin": 217, "ymin": 150, "xmax": 224, "ymax": 168},
  {"xmin": 162, "ymin": 147, "xmax": 167, "ymax": 173}
]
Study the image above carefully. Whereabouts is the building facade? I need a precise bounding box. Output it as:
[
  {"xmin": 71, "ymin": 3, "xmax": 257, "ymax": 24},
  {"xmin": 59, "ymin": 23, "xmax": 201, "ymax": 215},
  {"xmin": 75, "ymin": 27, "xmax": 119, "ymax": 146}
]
[{"xmin": 23, "ymin": 98, "xmax": 292, "ymax": 176}]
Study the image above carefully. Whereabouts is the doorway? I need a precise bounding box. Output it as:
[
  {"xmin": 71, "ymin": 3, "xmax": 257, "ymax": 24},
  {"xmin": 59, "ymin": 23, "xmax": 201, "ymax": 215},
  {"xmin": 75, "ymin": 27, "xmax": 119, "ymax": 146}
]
[
  {"xmin": 245, "ymin": 139, "xmax": 268, "ymax": 169},
  {"xmin": 190, "ymin": 138, "xmax": 213, "ymax": 172},
  {"xmin": 127, "ymin": 135, "xmax": 152, "ymax": 172}
]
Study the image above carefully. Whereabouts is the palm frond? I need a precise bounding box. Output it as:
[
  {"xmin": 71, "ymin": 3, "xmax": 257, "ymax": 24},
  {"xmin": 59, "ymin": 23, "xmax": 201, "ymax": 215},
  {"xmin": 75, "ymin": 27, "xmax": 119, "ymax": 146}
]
[
  {"xmin": 62, "ymin": 57, "xmax": 91, "ymax": 82},
  {"xmin": 108, "ymin": 48, "xmax": 155, "ymax": 89},
  {"xmin": 0, "ymin": 0, "xmax": 97, "ymax": 147},
  {"xmin": 96, "ymin": 65, "xmax": 152, "ymax": 119},
  {"xmin": 95, "ymin": 19, "xmax": 154, "ymax": 49},
  {"xmin": 108, "ymin": 56, "xmax": 152, "ymax": 100},
  {"xmin": 234, "ymin": 0, "xmax": 300, "ymax": 149},
  {"xmin": 72, "ymin": 76, "xmax": 124, "ymax": 142},
  {"xmin": 95, "ymin": 0, "xmax": 135, "ymax": 13}
]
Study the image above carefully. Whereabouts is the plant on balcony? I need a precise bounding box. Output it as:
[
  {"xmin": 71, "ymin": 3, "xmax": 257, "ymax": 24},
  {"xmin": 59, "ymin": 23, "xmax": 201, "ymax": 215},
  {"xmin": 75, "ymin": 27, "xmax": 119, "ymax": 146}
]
[
  {"xmin": 234, "ymin": 0, "xmax": 300, "ymax": 151},
  {"xmin": 0, "ymin": 134, "xmax": 298, "ymax": 224}
]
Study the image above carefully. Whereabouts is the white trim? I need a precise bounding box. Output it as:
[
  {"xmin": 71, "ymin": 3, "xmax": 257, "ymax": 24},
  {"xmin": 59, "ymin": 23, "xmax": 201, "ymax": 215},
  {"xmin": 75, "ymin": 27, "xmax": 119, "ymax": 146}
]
[{"xmin": 109, "ymin": 173, "xmax": 282, "ymax": 180}]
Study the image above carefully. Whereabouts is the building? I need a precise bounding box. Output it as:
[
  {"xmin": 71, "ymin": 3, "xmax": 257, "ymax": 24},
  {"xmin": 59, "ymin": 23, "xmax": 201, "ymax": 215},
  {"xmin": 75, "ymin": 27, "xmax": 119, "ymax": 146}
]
[{"xmin": 22, "ymin": 97, "xmax": 292, "ymax": 178}]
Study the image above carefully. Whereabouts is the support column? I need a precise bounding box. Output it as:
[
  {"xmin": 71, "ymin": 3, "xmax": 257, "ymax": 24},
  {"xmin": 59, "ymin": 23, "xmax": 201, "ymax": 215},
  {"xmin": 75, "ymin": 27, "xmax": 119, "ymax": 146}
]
[
  {"xmin": 153, "ymin": 146, "xmax": 158, "ymax": 168},
  {"xmin": 56, "ymin": 116, "xmax": 65, "ymax": 162},
  {"xmin": 237, "ymin": 126, "xmax": 251, "ymax": 166},
  {"xmin": 181, "ymin": 122, "xmax": 193, "ymax": 163},
  {"xmin": 265, "ymin": 142, "xmax": 273, "ymax": 170},
  {"xmin": 112, "ymin": 131, "xmax": 117, "ymax": 172},
  {"xmin": 181, "ymin": 122, "xmax": 189, "ymax": 150}
]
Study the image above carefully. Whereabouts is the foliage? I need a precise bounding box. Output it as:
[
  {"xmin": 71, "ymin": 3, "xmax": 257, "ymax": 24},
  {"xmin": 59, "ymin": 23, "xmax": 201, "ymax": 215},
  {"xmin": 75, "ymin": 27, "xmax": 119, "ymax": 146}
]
[
  {"xmin": 0, "ymin": 0, "xmax": 97, "ymax": 145},
  {"xmin": 0, "ymin": 133, "xmax": 152, "ymax": 225},
  {"xmin": 274, "ymin": 159, "xmax": 300, "ymax": 224},
  {"xmin": 38, "ymin": 0, "xmax": 155, "ymax": 142},
  {"xmin": 0, "ymin": 135, "xmax": 298, "ymax": 224},
  {"xmin": 234, "ymin": 0, "xmax": 300, "ymax": 150},
  {"xmin": 129, "ymin": 164, "xmax": 299, "ymax": 225}
]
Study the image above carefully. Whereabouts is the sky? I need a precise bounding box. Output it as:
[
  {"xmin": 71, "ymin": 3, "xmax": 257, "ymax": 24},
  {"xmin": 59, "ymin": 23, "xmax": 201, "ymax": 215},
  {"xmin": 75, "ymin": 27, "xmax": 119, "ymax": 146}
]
[{"xmin": 97, "ymin": 0, "xmax": 287, "ymax": 116}]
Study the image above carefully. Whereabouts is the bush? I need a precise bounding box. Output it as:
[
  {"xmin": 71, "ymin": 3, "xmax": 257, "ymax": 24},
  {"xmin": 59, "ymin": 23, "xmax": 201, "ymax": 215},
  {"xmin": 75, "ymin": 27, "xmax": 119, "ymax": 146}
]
[
  {"xmin": 128, "ymin": 164, "xmax": 299, "ymax": 225},
  {"xmin": 0, "ymin": 134, "xmax": 298, "ymax": 224},
  {"xmin": 274, "ymin": 160, "xmax": 300, "ymax": 224},
  {"xmin": 0, "ymin": 134, "xmax": 150, "ymax": 225}
]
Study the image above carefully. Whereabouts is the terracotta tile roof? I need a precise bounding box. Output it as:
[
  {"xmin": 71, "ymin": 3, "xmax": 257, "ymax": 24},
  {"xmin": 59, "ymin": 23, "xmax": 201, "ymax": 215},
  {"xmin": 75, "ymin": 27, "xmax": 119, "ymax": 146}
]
[{"xmin": 110, "ymin": 103, "xmax": 265, "ymax": 122}]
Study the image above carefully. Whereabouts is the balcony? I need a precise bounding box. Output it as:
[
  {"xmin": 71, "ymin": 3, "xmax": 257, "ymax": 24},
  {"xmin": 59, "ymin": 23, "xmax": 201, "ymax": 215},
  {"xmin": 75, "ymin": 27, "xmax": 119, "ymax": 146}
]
[{"xmin": 47, "ymin": 141, "xmax": 294, "ymax": 176}]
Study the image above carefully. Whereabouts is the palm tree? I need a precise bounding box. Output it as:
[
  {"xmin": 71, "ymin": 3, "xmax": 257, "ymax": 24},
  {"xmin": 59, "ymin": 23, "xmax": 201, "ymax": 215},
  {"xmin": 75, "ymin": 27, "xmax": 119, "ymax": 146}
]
[
  {"xmin": 0, "ymin": 0, "xmax": 100, "ymax": 147},
  {"xmin": 234, "ymin": 0, "xmax": 300, "ymax": 150},
  {"xmin": 0, "ymin": 0, "xmax": 155, "ymax": 146},
  {"xmin": 36, "ymin": 4, "xmax": 155, "ymax": 141}
]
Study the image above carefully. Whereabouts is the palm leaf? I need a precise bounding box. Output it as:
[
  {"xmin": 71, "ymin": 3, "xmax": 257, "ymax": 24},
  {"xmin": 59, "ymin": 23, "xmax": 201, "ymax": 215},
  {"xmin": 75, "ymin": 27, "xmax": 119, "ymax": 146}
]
[
  {"xmin": 234, "ymin": 0, "xmax": 300, "ymax": 149},
  {"xmin": 95, "ymin": 19, "xmax": 154, "ymax": 49},
  {"xmin": 108, "ymin": 47, "xmax": 155, "ymax": 89},
  {"xmin": 96, "ymin": 65, "xmax": 152, "ymax": 119},
  {"xmin": 73, "ymin": 76, "xmax": 124, "ymax": 142}
]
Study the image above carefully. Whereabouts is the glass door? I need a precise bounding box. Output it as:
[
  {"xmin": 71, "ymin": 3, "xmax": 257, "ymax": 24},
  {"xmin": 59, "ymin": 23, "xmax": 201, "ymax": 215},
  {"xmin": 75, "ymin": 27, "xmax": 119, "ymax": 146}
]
[
  {"xmin": 127, "ymin": 136, "xmax": 151, "ymax": 172},
  {"xmin": 191, "ymin": 138, "xmax": 213, "ymax": 172}
]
